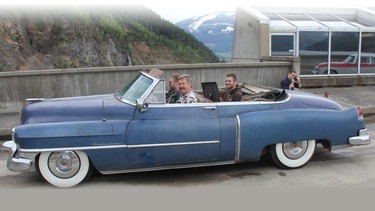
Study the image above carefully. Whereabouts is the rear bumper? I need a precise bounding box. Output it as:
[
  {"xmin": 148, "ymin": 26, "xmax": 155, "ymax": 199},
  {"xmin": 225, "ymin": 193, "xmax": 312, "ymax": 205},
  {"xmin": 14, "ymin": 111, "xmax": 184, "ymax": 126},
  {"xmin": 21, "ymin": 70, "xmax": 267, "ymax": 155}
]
[
  {"xmin": 0, "ymin": 140, "xmax": 36, "ymax": 171},
  {"xmin": 349, "ymin": 129, "xmax": 371, "ymax": 146}
]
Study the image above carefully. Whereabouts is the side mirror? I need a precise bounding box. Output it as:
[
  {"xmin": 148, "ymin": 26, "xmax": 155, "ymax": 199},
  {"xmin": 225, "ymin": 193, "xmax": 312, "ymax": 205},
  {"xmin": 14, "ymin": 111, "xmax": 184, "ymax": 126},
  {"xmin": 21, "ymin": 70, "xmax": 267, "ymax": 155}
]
[{"xmin": 136, "ymin": 99, "xmax": 148, "ymax": 112}]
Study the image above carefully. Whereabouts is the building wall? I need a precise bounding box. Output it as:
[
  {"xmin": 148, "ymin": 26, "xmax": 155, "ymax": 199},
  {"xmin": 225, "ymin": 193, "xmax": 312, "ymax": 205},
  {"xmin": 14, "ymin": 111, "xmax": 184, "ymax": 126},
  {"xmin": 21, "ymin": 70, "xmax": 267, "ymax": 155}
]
[{"xmin": 232, "ymin": 6, "xmax": 269, "ymax": 62}]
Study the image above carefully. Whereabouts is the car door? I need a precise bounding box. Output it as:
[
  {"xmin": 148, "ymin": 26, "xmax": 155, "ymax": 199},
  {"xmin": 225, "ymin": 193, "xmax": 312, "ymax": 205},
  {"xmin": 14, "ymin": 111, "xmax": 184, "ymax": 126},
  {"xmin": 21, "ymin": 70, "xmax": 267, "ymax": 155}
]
[
  {"xmin": 360, "ymin": 55, "xmax": 375, "ymax": 73},
  {"xmin": 125, "ymin": 102, "xmax": 221, "ymax": 169}
]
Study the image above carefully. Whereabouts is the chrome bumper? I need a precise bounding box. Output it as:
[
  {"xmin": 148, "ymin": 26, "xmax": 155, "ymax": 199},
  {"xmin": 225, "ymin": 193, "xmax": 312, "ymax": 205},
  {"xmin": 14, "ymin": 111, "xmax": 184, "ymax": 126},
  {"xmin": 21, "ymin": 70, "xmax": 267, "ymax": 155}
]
[
  {"xmin": 349, "ymin": 129, "xmax": 371, "ymax": 146},
  {"xmin": 1, "ymin": 140, "xmax": 35, "ymax": 171}
]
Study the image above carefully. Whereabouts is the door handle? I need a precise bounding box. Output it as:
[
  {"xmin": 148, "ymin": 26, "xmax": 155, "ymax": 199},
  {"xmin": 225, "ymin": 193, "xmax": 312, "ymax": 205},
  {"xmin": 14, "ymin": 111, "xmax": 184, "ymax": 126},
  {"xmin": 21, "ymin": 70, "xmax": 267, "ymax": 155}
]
[{"xmin": 203, "ymin": 106, "xmax": 216, "ymax": 110}]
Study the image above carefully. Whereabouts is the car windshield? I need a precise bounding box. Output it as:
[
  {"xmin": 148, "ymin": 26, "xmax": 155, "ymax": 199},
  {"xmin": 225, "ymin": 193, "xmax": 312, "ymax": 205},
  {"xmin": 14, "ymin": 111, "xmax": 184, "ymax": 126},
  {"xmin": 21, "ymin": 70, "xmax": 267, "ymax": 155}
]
[
  {"xmin": 344, "ymin": 55, "xmax": 356, "ymax": 63},
  {"xmin": 117, "ymin": 74, "xmax": 153, "ymax": 104}
]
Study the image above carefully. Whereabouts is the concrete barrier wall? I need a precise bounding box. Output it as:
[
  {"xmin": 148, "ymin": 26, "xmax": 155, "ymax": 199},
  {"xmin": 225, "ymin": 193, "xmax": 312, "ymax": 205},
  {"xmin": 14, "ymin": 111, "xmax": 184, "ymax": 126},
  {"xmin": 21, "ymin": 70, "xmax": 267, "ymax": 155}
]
[
  {"xmin": 301, "ymin": 75, "xmax": 375, "ymax": 88},
  {"xmin": 0, "ymin": 62, "xmax": 291, "ymax": 110}
]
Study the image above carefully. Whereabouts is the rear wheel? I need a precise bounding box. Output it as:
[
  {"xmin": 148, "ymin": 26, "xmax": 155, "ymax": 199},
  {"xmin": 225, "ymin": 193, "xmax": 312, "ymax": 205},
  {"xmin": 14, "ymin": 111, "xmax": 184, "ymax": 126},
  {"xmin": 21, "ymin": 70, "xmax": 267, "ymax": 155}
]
[
  {"xmin": 36, "ymin": 150, "xmax": 92, "ymax": 188},
  {"xmin": 270, "ymin": 140, "xmax": 316, "ymax": 169}
]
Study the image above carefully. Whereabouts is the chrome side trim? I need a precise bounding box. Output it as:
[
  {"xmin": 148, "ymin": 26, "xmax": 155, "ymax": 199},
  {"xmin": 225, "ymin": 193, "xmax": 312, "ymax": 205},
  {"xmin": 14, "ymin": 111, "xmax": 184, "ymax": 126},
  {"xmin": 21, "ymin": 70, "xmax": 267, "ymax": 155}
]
[
  {"xmin": 126, "ymin": 140, "xmax": 220, "ymax": 148},
  {"xmin": 100, "ymin": 161, "xmax": 236, "ymax": 175},
  {"xmin": 235, "ymin": 115, "xmax": 241, "ymax": 161},
  {"xmin": 19, "ymin": 140, "xmax": 220, "ymax": 153}
]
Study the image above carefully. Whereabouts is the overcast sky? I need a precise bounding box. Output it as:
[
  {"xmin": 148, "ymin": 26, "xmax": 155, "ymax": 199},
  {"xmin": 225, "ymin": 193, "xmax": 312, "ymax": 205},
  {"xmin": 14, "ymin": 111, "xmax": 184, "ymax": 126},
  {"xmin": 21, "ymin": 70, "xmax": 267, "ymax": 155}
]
[{"xmin": 1, "ymin": 0, "xmax": 375, "ymax": 23}]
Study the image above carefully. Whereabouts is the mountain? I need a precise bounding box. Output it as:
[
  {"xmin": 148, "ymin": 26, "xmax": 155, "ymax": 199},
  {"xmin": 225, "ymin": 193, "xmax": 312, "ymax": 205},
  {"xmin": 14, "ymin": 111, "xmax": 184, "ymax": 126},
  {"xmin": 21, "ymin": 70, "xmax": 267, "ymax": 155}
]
[
  {"xmin": 0, "ymin": 5, "xmax": 219, "ymax": 72},
  {"xmin": 175, "ymin": 11, "xmax": 235, "ymax": 61}
]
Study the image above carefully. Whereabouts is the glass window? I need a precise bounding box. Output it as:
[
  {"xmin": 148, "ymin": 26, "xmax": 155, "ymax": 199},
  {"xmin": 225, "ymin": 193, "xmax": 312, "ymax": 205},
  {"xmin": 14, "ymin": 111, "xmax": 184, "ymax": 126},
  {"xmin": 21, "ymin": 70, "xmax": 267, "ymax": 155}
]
[
  {"xmin": 321, "ymin": 21, "xmax": 356, "ymax": 28},
  {"xmin": 360, "ymin": 32, "xmax": 375, "ymax": 74},
  {"xmin": 118, "ymin": 74, "xmax": 153, "ymax": 104},
  {"xmin": 146, "ymin": 80, "xmax": 165, "ymax": 104},
  {"xmin": 329, "ymin": 32, "xmax": 360, "ymax": 74},
  {"xmin": 344, "ymin": 55, "xmax": 356, "ymax": 63},
  {"xmin": 299, "ymin": 31, "xmax": 329, "ymax": 75},
  {"xmin": 290, "ymin": 21, "xmax": 325, "ymax": 27},
  {"xmin": 271, "ymin": 34, "xmax": 294, "ymax": 56},
  {"xmin": 361, "ymin": 56, "xmax": 370, "ymax": 63},
  {"xmin": 270, "ymin": 20, "xmax": 294, "ymax": 28}
]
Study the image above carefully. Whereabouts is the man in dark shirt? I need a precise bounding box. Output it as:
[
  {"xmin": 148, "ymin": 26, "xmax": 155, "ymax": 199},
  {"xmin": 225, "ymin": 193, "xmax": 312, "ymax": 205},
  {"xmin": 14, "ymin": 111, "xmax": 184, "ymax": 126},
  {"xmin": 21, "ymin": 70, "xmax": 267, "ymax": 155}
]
[
  {"xmin": 222, "ymin": 73, "xmax": 243, "ymax": 102},
  {"xmin": 280, "ymin": 69, "xmax": 301, "ymax": 90},
  {"xmin": 166, "ymin": 73, "xmax": 182, "ymax": 103}
]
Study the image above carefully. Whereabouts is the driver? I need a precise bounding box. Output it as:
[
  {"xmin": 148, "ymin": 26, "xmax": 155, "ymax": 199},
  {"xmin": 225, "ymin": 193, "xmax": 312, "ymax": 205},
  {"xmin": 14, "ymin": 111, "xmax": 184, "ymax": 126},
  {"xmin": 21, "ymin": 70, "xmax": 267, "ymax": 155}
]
[{"xmin": 176, "ymin": 74, "xmax": 198, "ymax": 103}]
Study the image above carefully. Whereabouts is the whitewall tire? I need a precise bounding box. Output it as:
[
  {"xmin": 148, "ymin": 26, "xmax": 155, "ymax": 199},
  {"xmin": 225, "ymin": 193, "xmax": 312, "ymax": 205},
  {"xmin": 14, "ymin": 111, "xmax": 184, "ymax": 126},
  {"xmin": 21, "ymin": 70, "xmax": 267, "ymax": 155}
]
[
  {"xmin": 37, "ymin": 151, "xmax": 92, "ymax": 188},
  {"xmin": 270, "ymin": 140, "xmax": 316, "ymax": 169}
]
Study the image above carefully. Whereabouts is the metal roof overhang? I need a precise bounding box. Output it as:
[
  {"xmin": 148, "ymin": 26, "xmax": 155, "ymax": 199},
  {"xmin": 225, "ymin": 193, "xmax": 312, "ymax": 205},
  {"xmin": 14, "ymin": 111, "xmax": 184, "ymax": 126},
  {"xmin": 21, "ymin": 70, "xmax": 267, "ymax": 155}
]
[{"xmin": 246, "ymin": 6, "xmax": 375, "ymax": 33}]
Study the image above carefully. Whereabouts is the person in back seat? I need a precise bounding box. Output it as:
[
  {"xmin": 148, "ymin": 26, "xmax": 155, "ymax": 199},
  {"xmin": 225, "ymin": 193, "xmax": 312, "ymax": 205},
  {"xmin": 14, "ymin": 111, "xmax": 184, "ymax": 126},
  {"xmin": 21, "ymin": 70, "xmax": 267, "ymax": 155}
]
[
  {"xmin": 176, "ymin": 74, "xmax": 198, "ymax": 103},
  {"xmin": 222, "ymin": 73, "xmax": 243, "ymax": 102},
  {"xmin": 166, "ymin": 73, "xmax": 182, "ymax": 103}
]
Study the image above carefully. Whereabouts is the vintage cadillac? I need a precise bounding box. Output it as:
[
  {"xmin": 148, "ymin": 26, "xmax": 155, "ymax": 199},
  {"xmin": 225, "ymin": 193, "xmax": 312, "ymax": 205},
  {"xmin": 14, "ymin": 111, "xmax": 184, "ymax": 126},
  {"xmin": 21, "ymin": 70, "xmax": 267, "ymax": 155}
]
[{"xmin": 1, "ymin": 69, "xmax": 371, "ymax": 187}]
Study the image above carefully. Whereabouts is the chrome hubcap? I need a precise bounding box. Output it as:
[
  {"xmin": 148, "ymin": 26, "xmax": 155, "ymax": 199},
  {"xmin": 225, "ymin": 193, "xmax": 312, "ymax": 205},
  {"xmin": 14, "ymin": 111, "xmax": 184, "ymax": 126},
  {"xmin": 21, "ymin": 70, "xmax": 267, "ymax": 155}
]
[
  {"xmin": 48, "ymin": 151, "xmax": 80, "ymax": 179},
  {"xmin": 282, "ymin": 141, "xmax": 308, "ymax": 159}
]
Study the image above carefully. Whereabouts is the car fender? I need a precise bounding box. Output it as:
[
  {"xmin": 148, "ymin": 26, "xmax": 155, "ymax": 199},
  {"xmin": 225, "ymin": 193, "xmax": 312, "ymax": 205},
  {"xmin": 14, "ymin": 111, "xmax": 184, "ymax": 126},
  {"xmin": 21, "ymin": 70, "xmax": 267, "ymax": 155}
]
[
  {"xmin": 237, "ymin": 107, "xmax": 365, "ymax": 161},
  {"xmin": 14, "ymin": 120, "xmax": 130, "ymax": 171},
  {"xmin": 14, "ymin": 120, "xmax": 128, "ymax": 150}
]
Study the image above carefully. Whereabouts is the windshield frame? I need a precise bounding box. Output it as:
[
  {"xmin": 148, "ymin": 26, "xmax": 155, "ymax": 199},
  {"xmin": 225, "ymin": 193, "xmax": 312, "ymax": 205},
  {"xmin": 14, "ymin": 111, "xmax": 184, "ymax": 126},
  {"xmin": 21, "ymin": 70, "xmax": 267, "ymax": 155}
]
[{"xmin": 116, "ymin": 72, "xmax": 161, "ymax": 105}]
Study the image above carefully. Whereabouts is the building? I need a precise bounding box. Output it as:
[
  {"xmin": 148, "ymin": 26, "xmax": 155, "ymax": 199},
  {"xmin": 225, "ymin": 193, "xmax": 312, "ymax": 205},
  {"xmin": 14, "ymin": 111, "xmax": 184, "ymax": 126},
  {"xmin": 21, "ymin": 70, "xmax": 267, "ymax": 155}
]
[{"xmin": 232, "ymin": 6, "xmax": 375, "ymax": 78}]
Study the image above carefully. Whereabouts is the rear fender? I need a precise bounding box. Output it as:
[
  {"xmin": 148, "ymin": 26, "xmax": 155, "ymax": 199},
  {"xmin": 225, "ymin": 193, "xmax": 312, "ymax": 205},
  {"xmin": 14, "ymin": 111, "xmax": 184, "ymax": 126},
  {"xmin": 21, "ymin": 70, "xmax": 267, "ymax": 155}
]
[{"xmin": 237, "ymin": 108, "xmax": 364, "ymax": 161}]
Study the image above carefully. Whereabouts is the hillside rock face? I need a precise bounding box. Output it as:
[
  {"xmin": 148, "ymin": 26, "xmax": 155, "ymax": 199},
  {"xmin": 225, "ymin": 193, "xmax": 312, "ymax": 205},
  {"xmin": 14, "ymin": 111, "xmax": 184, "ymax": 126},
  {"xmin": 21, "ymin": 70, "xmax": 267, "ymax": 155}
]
[
  {"xmin": 0, "ymin": 6, "xmax": 218, "ymax": 72},
  {"xmin": 0, "ymin": 11, "xmax": 130, "ymax": 71}
]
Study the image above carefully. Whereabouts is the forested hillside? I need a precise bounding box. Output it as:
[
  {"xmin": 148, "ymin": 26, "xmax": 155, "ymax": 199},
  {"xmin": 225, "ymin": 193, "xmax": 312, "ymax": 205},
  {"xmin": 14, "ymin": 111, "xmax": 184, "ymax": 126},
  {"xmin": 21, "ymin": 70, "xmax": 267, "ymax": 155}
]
[{"xmin": 0, "ymin": 5, "xmax": 219, "ymax": 71}]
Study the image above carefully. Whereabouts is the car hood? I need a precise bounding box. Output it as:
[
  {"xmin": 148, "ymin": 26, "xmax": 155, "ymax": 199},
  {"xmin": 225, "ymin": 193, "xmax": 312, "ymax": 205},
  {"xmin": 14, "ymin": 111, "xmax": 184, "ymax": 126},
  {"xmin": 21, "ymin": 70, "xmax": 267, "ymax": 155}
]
[{"xmin": 20, "ymin": 94, "xmax": 135, "ymax": 124}]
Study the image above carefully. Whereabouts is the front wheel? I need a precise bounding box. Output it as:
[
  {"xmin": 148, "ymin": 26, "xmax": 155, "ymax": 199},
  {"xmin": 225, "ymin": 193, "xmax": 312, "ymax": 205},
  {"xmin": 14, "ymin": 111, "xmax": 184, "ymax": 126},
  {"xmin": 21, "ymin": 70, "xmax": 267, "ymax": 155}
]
[
  {"xmin": 37, "ymin": 151, "xmax": 92, "ymax": 188},
  {"xmin": 323, "ymin": 69, "xmax": 338, "ymax": 74},
  {"xmin": 270, "ymin": 140, "xmax": 316, "ymax": 169}
]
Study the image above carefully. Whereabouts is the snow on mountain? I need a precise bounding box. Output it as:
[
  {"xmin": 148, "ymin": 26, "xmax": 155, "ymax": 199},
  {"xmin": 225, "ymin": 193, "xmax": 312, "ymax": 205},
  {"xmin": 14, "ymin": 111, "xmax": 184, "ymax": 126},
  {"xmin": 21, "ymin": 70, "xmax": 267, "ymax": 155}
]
[{"xmin": 175, "ymin": 11, "xmax": 235, "ymax": 61}]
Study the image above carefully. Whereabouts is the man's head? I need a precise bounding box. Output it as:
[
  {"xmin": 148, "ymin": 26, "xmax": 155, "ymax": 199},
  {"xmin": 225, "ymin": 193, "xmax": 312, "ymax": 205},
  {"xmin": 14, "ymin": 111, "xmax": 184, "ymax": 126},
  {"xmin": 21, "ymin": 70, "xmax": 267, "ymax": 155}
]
[
  {"xmin": 168, "ymin": 73, "xmax": 180, "ymax": 91},
  {"xmin": 288, "ymin": 69, "xmax": 297, "ymax": 79},
  {"xmin": 225, "ymin": 73, "xmax": 238, "ymax": 90},
  {"xmin": 178, "ymin": 74, "xmax": 192, "ymax": 95}
]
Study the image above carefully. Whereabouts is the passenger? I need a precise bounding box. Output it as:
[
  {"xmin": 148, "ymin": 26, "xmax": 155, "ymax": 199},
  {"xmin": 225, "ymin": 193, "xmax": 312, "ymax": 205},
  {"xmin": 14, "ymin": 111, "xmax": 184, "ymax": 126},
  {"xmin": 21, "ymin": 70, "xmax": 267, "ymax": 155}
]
[
  {"xmin": 280, "ymin": 69, "xmax": 302, "ymax": 90},
  {"xmin": 166, "ymin": 73, "xmax": 182, "ymax": 103},
  {"xmin": 222, "ymin": 73, "xmax": 243, "ymax": 102},
  {"xmin": 176, "ymin": 74, "xmax": 198, "ymax": 103}
]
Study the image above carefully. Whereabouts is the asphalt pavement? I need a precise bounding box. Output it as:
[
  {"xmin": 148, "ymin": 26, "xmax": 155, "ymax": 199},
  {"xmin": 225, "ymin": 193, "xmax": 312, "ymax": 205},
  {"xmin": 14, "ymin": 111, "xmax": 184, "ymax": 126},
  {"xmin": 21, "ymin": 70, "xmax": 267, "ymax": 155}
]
[{"xmin": 1, "ymin": 85, "xmax": 375, "ymax": 141}]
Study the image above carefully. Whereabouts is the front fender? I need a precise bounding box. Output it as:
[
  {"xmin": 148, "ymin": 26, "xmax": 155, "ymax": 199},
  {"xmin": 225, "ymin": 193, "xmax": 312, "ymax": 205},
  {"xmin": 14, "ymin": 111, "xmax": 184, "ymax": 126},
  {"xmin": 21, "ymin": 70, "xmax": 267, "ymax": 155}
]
[
  {"xmin": 14, "ymin": 120, "xmax": 127, "ymax": 150},
  {"xmin": 237, "ymin": 108, "xmax": 365, "ymax": 161}
]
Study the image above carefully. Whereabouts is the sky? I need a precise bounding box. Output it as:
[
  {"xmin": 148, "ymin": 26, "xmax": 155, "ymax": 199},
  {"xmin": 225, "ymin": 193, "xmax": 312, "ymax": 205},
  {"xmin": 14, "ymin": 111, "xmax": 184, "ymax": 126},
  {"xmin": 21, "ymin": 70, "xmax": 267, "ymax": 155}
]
[{"xmin": 1, "ymin": 0, "xmax": 375, "ymax": 23}]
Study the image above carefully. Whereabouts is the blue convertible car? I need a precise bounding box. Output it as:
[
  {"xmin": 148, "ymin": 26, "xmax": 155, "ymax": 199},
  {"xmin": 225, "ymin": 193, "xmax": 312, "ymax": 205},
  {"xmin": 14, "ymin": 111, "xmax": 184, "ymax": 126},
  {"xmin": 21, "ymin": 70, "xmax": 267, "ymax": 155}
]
[{"xmin": 1, "ymin": 69, "xmax": 371, "ymax": 187}]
